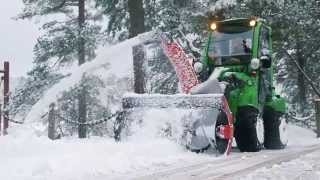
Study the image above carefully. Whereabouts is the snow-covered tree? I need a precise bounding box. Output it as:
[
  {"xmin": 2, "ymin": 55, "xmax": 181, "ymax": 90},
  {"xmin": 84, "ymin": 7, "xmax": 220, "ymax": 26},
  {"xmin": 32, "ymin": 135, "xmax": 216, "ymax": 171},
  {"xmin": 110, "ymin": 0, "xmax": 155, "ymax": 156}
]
[
  {"xmin": 9, "ymin": 63, "xmax": 64, "ymax": 121},
  {"xmin": 17, "ymin": 1, "xmax": 105, "ymax": 137},
  {"xmin": 95, "ymin": 0, "xmax": 236, "ymax": 94},
  {"xmin": 272, "ymin": 1, "xmax": 320, "ymax": 115},
  {"xmin": 19, "ymin": 0, "xmax": 102, "ymax": 66}
]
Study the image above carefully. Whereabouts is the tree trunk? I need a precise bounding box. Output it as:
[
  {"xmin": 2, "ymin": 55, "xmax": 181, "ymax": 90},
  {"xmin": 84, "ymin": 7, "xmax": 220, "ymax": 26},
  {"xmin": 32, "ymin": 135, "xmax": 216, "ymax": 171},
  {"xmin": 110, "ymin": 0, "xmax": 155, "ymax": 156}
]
[
  {"xmin": 3, "ymin": 62, "xmax": 9, "ymax": 135},
  {"xmin": 128, "ymin": 0, "xmax": 145, "ymax": 38},
  {"xmin": 78, "ymin": 0, "xmax": 87, "ymax": 138},
  {"xmin": 128, "ymin": 0, "xmax": 146, "ymax": 94},
  {"xmin": 296, "ymin": 40, "xmax": 307, "ymax": 113},
  {"xmin": 315, "ymin": 99, "xmax": 320, "ymax": 138}
]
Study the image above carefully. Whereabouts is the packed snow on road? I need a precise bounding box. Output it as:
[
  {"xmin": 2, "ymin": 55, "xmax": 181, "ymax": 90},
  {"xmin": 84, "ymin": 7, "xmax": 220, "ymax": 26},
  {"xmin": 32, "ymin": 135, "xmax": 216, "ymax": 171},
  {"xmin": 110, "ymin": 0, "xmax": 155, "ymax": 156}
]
[{"xmin": 0, "ymin": 122, "xmax": 319, "ymax": 180}]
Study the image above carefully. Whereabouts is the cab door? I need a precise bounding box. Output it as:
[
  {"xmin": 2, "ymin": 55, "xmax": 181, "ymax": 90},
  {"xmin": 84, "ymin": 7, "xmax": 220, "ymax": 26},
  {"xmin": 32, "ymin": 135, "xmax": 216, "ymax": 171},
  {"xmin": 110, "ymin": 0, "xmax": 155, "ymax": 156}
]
[{"xmin": 258, "ymin": 26, "xmax": 273, "ymax": 103}]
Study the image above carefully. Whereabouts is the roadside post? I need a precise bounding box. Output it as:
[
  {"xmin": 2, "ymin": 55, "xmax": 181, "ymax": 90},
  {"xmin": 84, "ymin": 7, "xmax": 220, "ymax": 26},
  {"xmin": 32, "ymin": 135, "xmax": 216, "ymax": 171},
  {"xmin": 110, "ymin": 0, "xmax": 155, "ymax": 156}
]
[
  {"xmin": 0, "ymin": 62, "xmax": 9, "ymax": 135},
  {"xmin": 315, "ymin": 99, "xmax": 320, "ymax": 138}
]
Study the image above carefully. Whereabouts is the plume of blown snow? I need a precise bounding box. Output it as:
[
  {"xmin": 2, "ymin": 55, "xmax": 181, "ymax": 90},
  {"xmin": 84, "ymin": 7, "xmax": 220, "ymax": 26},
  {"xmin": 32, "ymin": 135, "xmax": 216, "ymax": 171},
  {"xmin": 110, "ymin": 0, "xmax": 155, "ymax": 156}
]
[{"xmin": 25, "ymin": 32, "xmax": 155, "ymax": 133}]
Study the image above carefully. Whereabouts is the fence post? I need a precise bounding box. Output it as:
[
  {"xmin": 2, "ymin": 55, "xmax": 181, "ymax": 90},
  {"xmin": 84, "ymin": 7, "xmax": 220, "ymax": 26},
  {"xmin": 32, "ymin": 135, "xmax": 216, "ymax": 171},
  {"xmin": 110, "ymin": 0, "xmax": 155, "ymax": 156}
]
[
  {"xmin": 0, "ymin": 104, "xmax": 2, "ymax": 135},
  {"xmin": 3, "ymin": 61, "xmax": 9, "ymax": 135},
  {"xmin": 315, "ymin": 99, "xmax": 320, "ymax": 138},
  {"xmin": 48, "ymin": 103, "xmax": 57, "ymax": 140}
]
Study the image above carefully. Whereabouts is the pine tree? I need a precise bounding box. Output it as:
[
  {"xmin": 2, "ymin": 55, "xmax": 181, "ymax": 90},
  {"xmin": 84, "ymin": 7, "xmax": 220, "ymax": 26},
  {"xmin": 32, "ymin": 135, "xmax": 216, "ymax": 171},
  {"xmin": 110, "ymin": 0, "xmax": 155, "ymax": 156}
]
[
  {"xmin": 19, "ymin": 0, "xmax": 102, "ymax": 66},
  {"xmin": 95, "ymin": 0, "xmax": 236, "ymax": 94},
  {"xmin": 271, "ymin": 0, "xmax": 320, "ymax": 116},
  {"xmin": 18, "ymin": 1, "xmax": 103, "ymax": 137}
]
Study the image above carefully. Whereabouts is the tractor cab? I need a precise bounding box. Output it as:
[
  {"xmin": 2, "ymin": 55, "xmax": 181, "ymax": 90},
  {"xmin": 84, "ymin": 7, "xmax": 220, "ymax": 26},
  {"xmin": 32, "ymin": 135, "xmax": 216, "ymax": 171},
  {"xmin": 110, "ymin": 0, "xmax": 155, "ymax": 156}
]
[
  {"xmin": 208, "ymin": 19, "xmax": 254, "ymax": 67},
  {"xmin": 201, "ymin": 18, "xmax": 272, "ymax": 74}
]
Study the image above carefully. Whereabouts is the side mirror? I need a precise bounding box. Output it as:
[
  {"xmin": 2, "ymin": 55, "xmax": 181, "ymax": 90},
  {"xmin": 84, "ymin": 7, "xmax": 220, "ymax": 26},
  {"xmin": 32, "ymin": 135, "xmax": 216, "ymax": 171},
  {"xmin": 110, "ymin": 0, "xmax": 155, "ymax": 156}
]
[
  {"xmin": 193, "ymin": 62, "xmax": 203, "ymax": 73},
  {"xmin": 260, "ymin": 56, "xmax": 271, "ymax": 68}
]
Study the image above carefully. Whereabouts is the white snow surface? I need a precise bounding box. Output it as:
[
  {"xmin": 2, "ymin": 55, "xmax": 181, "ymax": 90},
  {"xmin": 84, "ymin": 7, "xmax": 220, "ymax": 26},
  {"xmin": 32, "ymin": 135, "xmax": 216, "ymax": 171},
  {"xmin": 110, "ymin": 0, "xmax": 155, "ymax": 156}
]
[
  {"xmin": 1, "ymin": 124, "xmax": 319, "ymax": 180},
  {"xmin": 239, "ymin": 151, "xmax": 320, "ymax": 180},
  {"xmin": 236, "ymin": 125, "xmax": 320, "ymax": 180}
]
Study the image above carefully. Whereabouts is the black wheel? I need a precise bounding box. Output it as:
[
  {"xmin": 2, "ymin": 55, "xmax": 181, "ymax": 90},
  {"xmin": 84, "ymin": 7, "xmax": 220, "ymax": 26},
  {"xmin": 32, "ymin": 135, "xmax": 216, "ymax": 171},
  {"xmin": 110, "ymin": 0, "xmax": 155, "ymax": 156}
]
[
  {"xmin": 215, "ymin": 111, "xmax": 230, "ymax": 154},
  {"xmin": 263, "ymin": 107, "xmax": 287, "ymax": 149},
  {"xmin": 235, "ymin": 106, "xmax": 261, "ymax": 152}
]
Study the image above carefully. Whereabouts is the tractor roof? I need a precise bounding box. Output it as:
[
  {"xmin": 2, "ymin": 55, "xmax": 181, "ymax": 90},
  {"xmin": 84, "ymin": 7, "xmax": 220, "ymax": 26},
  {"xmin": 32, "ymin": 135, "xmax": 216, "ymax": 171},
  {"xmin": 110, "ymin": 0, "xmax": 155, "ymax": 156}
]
[
  {"xmin": 220, "ymin": 18, "xmax": 251, "ymax": 23},
  {"xmin": 218, "ymin": 18, "xmax": 266, "ymax": 25},
  {"xmin": 218, "ymin": 18, "xmax": 258, "ymax": 25},
  {"xmin": 209, "ymin": 18, "xmax": 266, "ymax": 33}
]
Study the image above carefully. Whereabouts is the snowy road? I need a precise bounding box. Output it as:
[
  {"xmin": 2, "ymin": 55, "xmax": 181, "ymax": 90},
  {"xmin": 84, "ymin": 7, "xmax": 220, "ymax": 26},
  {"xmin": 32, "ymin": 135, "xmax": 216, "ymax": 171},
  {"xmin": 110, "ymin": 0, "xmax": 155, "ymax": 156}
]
[
  {"xmin": 132, "ymin": 145, "xmax": 320, "ymax": 180},
  {"xmin": 238, "ymin": 148, "xmax": 320, "ymax": 180}
]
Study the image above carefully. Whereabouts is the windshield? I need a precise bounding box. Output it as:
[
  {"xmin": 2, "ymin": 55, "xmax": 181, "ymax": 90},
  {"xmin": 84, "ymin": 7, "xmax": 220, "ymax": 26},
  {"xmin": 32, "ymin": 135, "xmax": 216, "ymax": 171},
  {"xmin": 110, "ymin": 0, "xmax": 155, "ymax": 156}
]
[{"xmin": 208, "ymin": 30, "xmax": 253, "ymax": 66}]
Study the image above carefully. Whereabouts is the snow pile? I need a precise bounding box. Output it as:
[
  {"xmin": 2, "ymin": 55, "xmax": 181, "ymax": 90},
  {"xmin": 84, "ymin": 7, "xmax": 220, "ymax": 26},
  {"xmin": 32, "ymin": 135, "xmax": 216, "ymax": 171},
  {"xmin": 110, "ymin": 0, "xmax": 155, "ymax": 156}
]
[{"xmin": 128, "ymin": 109, "xmax": 187, "ymax": 142}]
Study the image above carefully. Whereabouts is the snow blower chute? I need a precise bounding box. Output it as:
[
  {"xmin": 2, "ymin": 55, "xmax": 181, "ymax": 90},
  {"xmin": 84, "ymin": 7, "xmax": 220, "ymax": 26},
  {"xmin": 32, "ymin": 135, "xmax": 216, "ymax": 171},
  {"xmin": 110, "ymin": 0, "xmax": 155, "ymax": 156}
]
[{"xmin": 119, "ymin": 18, "xmax": 288, "ymax": 154}]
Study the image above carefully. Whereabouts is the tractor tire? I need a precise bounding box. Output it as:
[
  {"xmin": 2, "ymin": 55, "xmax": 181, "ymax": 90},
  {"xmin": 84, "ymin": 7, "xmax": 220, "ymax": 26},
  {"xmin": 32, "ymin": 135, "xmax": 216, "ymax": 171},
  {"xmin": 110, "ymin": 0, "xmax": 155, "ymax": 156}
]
[
  {"xmin": 235, "ymin": 106, "xmax": 261, "ymax": 152},
  {"xmin": 215, "ymin": 111, "xmax": 229, "ymax": 154},
  {"xmin": 263, "ymin": 107, "xmax": 287, "ymax": 149}
]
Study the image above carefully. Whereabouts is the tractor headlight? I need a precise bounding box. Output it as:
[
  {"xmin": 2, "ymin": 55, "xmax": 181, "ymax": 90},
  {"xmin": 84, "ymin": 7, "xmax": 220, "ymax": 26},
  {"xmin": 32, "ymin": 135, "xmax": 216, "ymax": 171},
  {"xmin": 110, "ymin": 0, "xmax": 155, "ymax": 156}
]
[
  {"xmin": 193, "ymin": 62, "xmax": 203, "ymax": 73},
  {"xmin": 250, "ymin": 58, "xmax": 260, "ymax": 70},
  {"xmin": 249, "ymin": 20, "xmax": 256, "ymax": 27},
  {"xmin": 210, "ymin": 23, "xmax": 217, "ymax": 31}
]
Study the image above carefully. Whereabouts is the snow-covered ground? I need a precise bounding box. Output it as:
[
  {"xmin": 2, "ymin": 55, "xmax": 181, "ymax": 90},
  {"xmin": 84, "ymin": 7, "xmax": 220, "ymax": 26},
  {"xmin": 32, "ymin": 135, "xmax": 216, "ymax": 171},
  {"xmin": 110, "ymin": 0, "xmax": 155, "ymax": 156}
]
[
  {"xmin": 0, "ymin": 124, "xmax": 212, "ymax": 180},
  {"xmin": 239, "ymin": 150, "xmax": 320, "ymax": 180},
  {"xmin": 0, "ymin": 124, "xmax": 319, "ymax": 180},
  {"xmin": 237, "ymin": 126, "xmax": 320, "ymax": 180}
]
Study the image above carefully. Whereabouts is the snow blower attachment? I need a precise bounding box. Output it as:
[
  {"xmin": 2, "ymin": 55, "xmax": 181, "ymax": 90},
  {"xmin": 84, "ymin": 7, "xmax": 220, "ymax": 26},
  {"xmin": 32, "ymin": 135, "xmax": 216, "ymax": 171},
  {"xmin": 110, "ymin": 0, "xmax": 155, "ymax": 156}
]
[
  {"xmin": 116, "ymin": 32, "xmax": 234, "ymax": 155},
  {"xmin": 121, "ymin": 94, "xmax": 234, "ymax": 155}
]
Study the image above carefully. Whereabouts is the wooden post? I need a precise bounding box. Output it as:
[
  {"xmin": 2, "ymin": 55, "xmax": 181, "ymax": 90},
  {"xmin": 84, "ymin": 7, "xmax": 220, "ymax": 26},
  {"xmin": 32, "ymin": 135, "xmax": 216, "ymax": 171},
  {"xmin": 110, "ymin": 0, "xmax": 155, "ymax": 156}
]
[
  {"xmin": 48, "ymin": 103, "xmax": 57, "ymax": 140},
  {"xmin": 0, "ymin": 104, "xmax": 2, "ymax": 134},
  {"xmin": 315, "ymin": 99, "xmax": 320, "ymax": 138},
  {"xmin": 3, "ymin": 61, "xmax": 9, "ymax": 135}
]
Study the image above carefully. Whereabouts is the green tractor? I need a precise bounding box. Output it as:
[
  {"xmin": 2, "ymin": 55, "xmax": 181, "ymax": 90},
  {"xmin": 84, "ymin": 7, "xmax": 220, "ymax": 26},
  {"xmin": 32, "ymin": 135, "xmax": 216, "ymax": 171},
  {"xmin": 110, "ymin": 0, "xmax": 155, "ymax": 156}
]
[
  {"xmin": 193, "ymin": 18, "xmax": 287, "ymax": 152},
  {"xmin": 120, "ymin": 18, "xmax": 288, "ymax": 154}
]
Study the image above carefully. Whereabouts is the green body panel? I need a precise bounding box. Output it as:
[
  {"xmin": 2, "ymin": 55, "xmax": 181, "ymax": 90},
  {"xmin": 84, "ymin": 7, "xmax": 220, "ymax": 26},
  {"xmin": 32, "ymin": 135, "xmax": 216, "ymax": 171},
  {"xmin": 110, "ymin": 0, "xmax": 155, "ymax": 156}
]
[
  {"xmin": 219, "ymin": 68, "xmax": 259, "ymax": 115},
  {"xmin": 201, "ymin": 18, "xmax": 287, "ymax": 120},
  {"xmin": 265, "ymin": 93, "xmax": 287, "ymax": 113}
]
